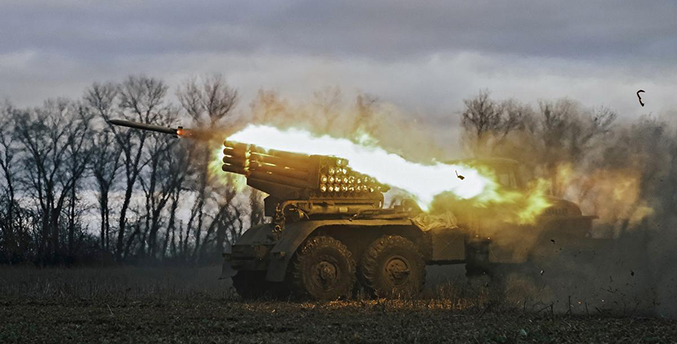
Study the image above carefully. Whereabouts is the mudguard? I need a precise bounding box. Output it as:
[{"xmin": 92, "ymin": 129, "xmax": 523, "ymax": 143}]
[
  {"xmin": 266, "ymin": 218, "xmax": 413, "ymax": 282},
  {"xmin": 228, "ymin": 223, "xmax": 277, "ymax": 272},
  {"xmin": 234, "ymin": 223, "xmax": 277, "ymax": 247}
]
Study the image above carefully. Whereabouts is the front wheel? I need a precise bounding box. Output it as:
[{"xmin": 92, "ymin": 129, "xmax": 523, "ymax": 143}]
[
  {"xmin": 288, "ymin": 236, "xmax": 356, "ymax": 300},
  {"xmin": 359, "ymin": 235, "xmax": 425, "ymax": 298}
]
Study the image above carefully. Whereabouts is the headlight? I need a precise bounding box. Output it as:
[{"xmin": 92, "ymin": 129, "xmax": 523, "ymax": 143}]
[{"xmin": 253, "ymin": 245, "xmax": 270, "ymax": 260}]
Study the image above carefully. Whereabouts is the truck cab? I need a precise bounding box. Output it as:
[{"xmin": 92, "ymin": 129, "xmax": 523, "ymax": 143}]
[{"xmin": 447, "ymin": 158, "xmax": 598, "ymax": 264}]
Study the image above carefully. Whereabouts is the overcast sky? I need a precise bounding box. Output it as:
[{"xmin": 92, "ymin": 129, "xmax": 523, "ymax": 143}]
[{"xmin": 1, "ymin": 0, "xmax": 676, "ymax": 122}]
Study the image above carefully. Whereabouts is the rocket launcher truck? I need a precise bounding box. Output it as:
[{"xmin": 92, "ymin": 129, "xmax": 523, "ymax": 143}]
[{"xmin": 111, "ymin": 119, "xmax": 602, "ymax": 300}]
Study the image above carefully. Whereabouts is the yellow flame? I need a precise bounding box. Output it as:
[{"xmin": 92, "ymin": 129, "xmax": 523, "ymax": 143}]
[
  {"xmin": 431, "ymin": 169, "xmax": 552, "ymax": 225},
  {"xmin": 513, "ymin": 179, "xmax": 553, "ymax": 224},
  {"xmin": 557, "ymin": 163, "xmax": 653, "ymax": 227},
  {"xmin": 228, "ymin": 125, "xmax": 494, "ymax": 207},
  {"xmin": 219, "ymin": 124, "xmax": 552, "ymax": 224}
]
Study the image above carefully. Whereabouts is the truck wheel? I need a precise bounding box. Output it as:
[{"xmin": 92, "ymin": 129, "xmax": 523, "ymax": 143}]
[
  {"xmin": 359, "ymin": 235, "xmax": 425, "ymax": 298},
  {"xmin": 232, "ymin": 271, "xmax": 269, "ymax": 299},
  {"xmin": 288, "ymin": 236, "xmax": 356, "ymax": 300}
]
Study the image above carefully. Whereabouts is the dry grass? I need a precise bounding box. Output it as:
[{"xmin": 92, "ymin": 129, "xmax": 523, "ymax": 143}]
[
  {"xmin": 1, "ymin": 266, "xmax": 676, "ymax": 343},
  {"xmin": 0, "ymin": 265, "xmax": 231, "ymax": 302}
]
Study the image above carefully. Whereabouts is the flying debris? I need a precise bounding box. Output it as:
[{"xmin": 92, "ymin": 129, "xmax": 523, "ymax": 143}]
[
  {"xmin": 455, "ymin": 170, "xmax": 465, "ymax": 180},
  {"xmin": 636, "ymin": 89, "xmax": 645, "ymax": 107}
]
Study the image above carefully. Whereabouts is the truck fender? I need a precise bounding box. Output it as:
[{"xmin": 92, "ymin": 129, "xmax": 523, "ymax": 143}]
[{"xmin": 266, "ymin": 221, "xmax": 320, "ymax": 282}]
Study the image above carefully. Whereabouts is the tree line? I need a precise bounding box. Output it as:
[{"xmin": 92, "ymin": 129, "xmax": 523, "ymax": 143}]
[
  {"xmin": 1, "ymin": 78, "xmax": 676, "ymax": 266},
  {"xmin": 0, "ymin": 75, "xmax": 258, "ymax": 265},
  {"xmin": 460, "ymin": 90, "xmax": 677, "ymax": 238}
]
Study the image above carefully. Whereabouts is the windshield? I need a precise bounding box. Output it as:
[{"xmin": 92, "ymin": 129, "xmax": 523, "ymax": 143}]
[{"xmin": 495, "ymin": 167, "xmax": 518, "ymax": 189}]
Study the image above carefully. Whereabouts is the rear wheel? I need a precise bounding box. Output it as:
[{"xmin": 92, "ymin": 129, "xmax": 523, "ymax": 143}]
[
  {"xmin": 359, "ymin": 235, "xmax": 425, "ymax": 298},
  {"xmin": 288, "ymin": 236, "xmax": 356, "ymax": 300}
]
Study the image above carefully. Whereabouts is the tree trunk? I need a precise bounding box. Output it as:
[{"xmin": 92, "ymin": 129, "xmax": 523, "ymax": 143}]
[
  {"xmin": 116, "ymin": 179, "xmax": 134, "ymax": 261},
  {"xmin": 68, "ymin": 181, "xmax": 76, "ymax": 257}
]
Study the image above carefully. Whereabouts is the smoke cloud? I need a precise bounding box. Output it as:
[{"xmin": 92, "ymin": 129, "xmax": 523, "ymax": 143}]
[{"xmin": 240, "ymin": 89, "xmax": 677, "ymax": 316}]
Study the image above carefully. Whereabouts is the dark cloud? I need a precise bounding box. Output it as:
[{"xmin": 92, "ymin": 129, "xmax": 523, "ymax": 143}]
[
  {"xmin": 0, "ymin": 0, "xmax": 676, "ymax": 114},
  {"xmin": 1, "ymin": 0, "xmax": 676, "ymax": 62}
]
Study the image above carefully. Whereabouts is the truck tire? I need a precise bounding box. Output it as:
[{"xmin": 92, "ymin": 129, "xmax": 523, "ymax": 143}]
[
  {"xmin": 359, "ymin": 235, "xmax": 425, "ymax": 298},
  {"xmin": 288, "ymin": 236, "xmax": 356, "ymax": 300},
  {"xmin": 232, "ymin": 271, "xmax": 269, "ymax": 299}
]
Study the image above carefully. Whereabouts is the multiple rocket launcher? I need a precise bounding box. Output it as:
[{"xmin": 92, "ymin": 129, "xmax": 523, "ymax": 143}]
[{"xmin": 221, "ymin": 140, "xmax": 389, "ymax": 203}]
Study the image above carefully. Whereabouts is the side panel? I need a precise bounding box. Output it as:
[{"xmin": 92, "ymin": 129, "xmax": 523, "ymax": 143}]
[
  {"xmin": 429, "ymin": 227, "xmax": 466, "ymax": 262},
  {"xmin": 266, "ymin": 219, "xmax": 412, "ymax": 282},
  {"xmin": 234, "ymin": 223, "xmax": 276, "ymax": 246},
  {"xmin": 230, "ymin": 223, "xmax": 276, "ymax": 271}
]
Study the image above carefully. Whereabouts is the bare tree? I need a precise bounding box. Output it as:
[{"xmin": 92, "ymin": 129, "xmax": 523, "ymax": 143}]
[
  {"xmin": 159, "ymin": 143, "xmax": 190, "ymax": 260},
  {"xmin": 63, "ymin": 104, "xmax": 95, "ymax": 259},
  {"xmin": 250, "ymin": 89, "xmax": 287, "ymax": 125},
  {"xmin": 137, "ymin": 109, "xmax": 185, "ymax": 259},
  {"xmin": 85, "ymin": 83, "xmax": 122, "ymax": 256},
  {"xmin": 0, "ymin": 102, "xmax": 21, "ymax": 262},
  {"xmin": 352, "ymin": 92, "xmax": 379, "ymax": 136},
  {"xmin": 313, "ymin": 86, "xmax": 343, "ymax": 132},
  {"xmin": 461, "ymin": 90, "xmax": 529, "ymax": 156},
  {"xmin": 536, "ymin": 99, "xmax": 616, "ymax": 195},
  {"xmin": 14, "ymin": 99, "xmax": 93, "ymax": 263},
  {"xmin": 569, "ymin": 106, "xmax": 616, "ymax": 160},
  {"xmin": 162, "ymin": 189, "xmax": 181, "ymax": 260},
  {"xmin": 97, "ymin": 76, "xmax": 168, "ymax": 261},
  {"xmin": 87, "ymin": 76, "xmax": 169, "ymax": 261},
  {"xmin": 459, "ymin": 91, "xmax": 618, "ymax": 200},
  {"xmin": 177, "ymin": 75, "xmax": 239, "ymax": 262},
  {"xmin": 178, "ymin": 74, "xmax": 238, "ymax": 126},
  {"xmin": 90, "ymin": 127, "xmax": 122, "ymax": 253},
  {"xmin": 220, "ymin": 206, "xmax": 244, "ymax": 256}
]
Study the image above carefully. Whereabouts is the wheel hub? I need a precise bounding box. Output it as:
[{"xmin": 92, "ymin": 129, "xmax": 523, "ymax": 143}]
[
  {"xmin": 314, "ymin": 261, "xmax": 339, "ymax": 289},
  {"xmin": 384, "ymin": 256, "xmax": 410, "ymax": 286}
]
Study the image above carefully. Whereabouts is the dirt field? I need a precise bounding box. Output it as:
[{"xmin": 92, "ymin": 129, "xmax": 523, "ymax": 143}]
[{"xmin": 1, "ymin": 266, "xmax": 676, "ymax": 343}]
